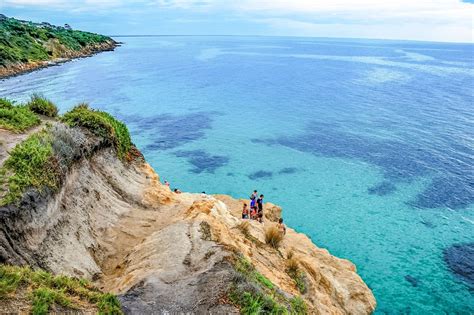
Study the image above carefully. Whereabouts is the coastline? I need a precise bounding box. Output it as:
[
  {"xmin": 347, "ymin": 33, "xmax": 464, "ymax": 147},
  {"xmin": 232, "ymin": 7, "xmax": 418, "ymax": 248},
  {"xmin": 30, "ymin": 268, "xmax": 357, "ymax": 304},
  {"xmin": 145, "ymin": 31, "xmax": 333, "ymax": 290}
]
[{"xmin": 0, "ymin": 40, "xmax": 119, "ymax": 80}]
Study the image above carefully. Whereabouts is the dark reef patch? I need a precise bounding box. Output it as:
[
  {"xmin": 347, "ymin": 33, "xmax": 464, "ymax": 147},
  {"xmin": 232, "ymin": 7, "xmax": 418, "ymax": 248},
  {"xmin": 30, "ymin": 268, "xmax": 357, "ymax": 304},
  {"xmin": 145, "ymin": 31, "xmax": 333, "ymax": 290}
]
[
  {"xmin": 248, "ymin": 171, "xmax": 273, "ymax": 180},
  {"xmin": 404, "ymin": 275, "xmax": 420, "ymax": 287},
  {"xmin": 278, "ymin": 167, "xmax": 298, "ymax": 175},
  {"xmin": 368, "ymin": 181, "xmax": 396, "ymax": 196},
  {"xmin": 255, "ymin": 123, "xmax": 474, "ymax": 209},
  {"xmin": 174, "ymin": 150, "xmax": 229, "ymax": 174},
  {"xmin": 119, "ymin": 111, "xmax": 219, "ymax": 151},
  {"xmin": 420, "ymin": 220, "xmax": 435, "ymax": 229},
  {"xmin": 412, "ymin": 177, "xmax": 473, "ymax": 210},
  {"xmin": 443, "ymin": 243, "xmax": 474, "ymax": 288}
]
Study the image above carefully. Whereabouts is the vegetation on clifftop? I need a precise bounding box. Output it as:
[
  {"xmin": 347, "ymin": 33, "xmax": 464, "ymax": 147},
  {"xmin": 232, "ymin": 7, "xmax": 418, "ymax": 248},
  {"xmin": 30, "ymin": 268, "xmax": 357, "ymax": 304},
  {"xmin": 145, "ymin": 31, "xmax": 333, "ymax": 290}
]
[
  {"xmin": 0, "ymin": 130, "xmax": 58, "ymax": 205},
  {"xmin": 0, "ymin": 15, "xmax": 113, "ymax": 67},
  {"xmin": 0, "ymin": 98, "xmax": 41, "ymax": 132},
  {"xmin": 0, "ymin": 265, "xmax": 122, "ymax": 314},
  {"xmin": 62, "ymin": 104, "xmax": 132, "ymax": 159},
  {"xmin": 0, "ymin": 97, "xmax": 132, "ymax": 206}
]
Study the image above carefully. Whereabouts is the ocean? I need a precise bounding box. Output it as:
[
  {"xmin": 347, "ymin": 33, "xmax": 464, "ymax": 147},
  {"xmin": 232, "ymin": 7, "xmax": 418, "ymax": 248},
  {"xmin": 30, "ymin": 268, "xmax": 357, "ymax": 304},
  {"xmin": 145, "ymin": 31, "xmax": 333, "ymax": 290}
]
[{"xmin": 1, "ymin": 36, "xmax": 473, "ymax": 314}]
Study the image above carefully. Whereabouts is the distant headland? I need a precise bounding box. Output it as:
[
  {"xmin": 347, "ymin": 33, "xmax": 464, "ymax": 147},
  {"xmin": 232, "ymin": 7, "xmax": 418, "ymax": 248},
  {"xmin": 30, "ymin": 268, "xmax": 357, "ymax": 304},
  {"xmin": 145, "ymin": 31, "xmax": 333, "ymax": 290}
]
[{"xmin": 0, "ymin": 15, "xmax": 117, "ymax": 78}]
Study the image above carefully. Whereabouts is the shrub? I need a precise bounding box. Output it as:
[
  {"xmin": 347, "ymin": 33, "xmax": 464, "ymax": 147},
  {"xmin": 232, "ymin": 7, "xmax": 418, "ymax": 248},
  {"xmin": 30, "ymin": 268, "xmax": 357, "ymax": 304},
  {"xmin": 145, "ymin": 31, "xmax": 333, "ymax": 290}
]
[
  {"xmin": 265, "ymin": 226, "xmax": 284, "ymax": 249},
  {"xmin": 50, "ymin": 124, "xmax": 87, "ymax": 170},
  {"xmin": 0, "ymin": 98, "xmax": 40, "ymax": 133},
  {"xmin": 0, "ymin": 98, "xmax": 14, "ymax": 109},
  {"xmin": 27, "ymin": 94, "xmax": 58, "ymax": 117},
  {"xmin": 62, "ymin": 104, "xmax": 131, "ymax": 159},
  {"xmin": 0, "ymin": 131, "xmax": 59, "ymax": 205}
]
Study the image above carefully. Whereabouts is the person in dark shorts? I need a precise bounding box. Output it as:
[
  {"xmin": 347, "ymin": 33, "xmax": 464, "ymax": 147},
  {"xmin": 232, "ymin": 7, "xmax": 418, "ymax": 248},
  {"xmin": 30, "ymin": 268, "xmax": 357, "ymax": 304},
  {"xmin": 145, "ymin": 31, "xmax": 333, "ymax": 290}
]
[{"xmin": 257, "ymin": 194, "xmax": 264, "ymax": 222}]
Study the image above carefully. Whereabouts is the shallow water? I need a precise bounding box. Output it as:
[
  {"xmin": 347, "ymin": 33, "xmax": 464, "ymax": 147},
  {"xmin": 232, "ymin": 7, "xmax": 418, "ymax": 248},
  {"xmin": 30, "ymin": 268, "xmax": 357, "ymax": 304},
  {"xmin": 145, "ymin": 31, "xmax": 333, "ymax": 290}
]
[{"xmin": 1, "ymin": 36, "xmax": 473, "ymax": 313}]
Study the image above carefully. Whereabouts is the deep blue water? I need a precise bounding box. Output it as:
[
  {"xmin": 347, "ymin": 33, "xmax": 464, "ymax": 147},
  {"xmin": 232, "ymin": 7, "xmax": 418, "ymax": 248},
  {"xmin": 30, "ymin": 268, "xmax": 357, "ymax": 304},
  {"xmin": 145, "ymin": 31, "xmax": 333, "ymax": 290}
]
[{"xmin": 1, "ymin": 36, "xmax": 473, "ymax": 313}]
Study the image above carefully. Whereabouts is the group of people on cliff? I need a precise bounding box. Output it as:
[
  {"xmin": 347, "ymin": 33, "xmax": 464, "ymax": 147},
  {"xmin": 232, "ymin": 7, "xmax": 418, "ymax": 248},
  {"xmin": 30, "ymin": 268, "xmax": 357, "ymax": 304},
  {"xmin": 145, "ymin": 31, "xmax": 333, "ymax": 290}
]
[
  {"xmin": 241, "ymin": 190, "xmax": 286, "ymax": 234},
  {"xmin": 241, "ymin": 190, "xmax": 264, "ymax": 222}
]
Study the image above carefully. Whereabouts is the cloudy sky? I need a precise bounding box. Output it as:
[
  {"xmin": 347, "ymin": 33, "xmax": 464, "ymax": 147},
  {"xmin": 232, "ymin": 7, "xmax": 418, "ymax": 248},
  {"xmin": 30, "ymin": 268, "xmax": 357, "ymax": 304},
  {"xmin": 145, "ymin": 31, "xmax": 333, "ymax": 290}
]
[{"xmin": 2, "ymin": 0, "xmax": 473, "ymax": 42}]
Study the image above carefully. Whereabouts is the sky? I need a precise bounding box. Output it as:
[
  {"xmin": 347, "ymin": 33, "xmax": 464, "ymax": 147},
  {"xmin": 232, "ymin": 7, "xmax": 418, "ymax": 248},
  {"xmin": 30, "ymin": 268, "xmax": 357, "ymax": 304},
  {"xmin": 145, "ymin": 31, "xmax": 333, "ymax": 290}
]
[{"xmin": 1, "ymin": 0, "xmax": 473, "ymax": 43}]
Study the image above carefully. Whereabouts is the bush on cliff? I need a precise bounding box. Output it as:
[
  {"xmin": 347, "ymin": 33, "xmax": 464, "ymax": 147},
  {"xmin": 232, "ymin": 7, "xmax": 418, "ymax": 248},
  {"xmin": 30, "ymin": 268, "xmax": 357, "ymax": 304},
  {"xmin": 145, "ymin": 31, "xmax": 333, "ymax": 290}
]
[
  {"xmin": 0, "ymin": 264, "xmax": 122, "ymax": 315},
  {"xmin": 264, "ymin": 226, "xmax": 284, "ymax": 249},
  {"xmin": 27, "ymin": 94, "xmax": 58, "ymax": 117},
  {"xmin": 61, "ymin": 104, "xmax": 131, "ymax": 159},
  {"xmin": 0, "ymin": 130, "xmax": 59, "ymax": 205},
  {"xmin": 0, "ymin": 98, "xmax": 40, "ymax": 132}
]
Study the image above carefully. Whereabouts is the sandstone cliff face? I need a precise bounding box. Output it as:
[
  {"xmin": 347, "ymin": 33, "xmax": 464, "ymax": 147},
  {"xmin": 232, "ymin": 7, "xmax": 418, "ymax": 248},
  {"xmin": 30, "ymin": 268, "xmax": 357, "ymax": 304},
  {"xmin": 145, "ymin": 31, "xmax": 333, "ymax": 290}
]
[{"xmin": 0, "ymin": 124, "xmax": 376, "ymax": 314}]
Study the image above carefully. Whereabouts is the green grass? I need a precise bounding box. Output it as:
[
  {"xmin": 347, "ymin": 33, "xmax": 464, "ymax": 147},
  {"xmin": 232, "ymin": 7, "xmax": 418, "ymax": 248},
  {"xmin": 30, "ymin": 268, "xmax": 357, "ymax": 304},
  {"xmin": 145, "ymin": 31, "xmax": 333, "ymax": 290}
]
[
  {"xmin": 31, "ymin": 287, "xmax": 71, "ymax": 315},
  {"xmin": 0, "ymin": 16, "xmax": 112, "ymax": 67},
  {"xmin": 0, "ymin": 130, "xmax": 59, "ymax": 205},
  {"xmin": 62, "ymin": 104, "xmax": 132, "ymax": 159},
  {"xmin": 289, "ymin": 296, "xmax": 307, "ymax": 314},
  {"xmin": 230, "ymin": 255, "xmax": 308, "ymax": 315},
  {"xmin": 27, "ymin": 94, "xmax": 58, "ymax": 117},
  {"xmin": 0, "ymin": 98, "xmax": 40, "ymax": 132},
  {"xmin": 0, "ymin": 265, "xmax": 122, "ymax": 314}
]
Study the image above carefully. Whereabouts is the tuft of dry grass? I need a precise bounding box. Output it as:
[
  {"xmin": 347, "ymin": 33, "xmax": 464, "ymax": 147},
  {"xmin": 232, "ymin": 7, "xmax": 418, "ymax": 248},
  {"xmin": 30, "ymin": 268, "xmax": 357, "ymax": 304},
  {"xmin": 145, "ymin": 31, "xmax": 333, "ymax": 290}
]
[
  {"xmin": 286, "ymin": 257, "xmax": 299, "ymax": 275},
  {"xmin": 238, "ymin": 221, "xmax": 250, "ymax": 237},
  {"xmin": 285, "ymin": 255, "xmax": 307, "ymax": 294},
  {"xmin": 265, "ymin": 226, "xmax": 283, "ymax": 249}
]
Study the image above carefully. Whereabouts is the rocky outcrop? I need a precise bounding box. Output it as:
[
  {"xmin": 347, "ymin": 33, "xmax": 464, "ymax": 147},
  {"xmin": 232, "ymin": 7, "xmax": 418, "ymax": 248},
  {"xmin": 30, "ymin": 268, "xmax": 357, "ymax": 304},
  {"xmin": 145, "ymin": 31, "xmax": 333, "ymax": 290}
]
[{"xmin": 0, "ymin": 123, "xmax": 376, "ymax": 314}]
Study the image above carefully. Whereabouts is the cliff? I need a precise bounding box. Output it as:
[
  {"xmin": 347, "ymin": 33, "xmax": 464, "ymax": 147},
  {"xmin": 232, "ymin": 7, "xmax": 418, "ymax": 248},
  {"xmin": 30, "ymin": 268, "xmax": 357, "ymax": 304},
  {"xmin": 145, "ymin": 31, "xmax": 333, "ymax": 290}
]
[
  {"xmin": 0, "ymin": 100, "xmax": 376, "ymax": 314},
  {"xmin": 0, "ymin": 15, "xmax": 117, "ymax": 78}
]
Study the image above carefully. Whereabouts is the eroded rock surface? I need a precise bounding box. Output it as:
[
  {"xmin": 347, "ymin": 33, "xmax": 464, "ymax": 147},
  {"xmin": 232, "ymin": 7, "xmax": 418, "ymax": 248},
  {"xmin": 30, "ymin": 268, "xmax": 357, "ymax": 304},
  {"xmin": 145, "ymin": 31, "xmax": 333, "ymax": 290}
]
[{"xmin": 0, "ymin": 127, "xmax": 376, "ymax": 314}]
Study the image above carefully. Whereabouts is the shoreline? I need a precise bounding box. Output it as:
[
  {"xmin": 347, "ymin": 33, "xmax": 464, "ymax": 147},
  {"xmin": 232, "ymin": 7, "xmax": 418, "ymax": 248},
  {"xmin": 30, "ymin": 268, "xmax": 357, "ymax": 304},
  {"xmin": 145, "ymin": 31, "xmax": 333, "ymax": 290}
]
[{"xmin": 0, "ymin": 40, "xmax": 119, "ymax": 80}]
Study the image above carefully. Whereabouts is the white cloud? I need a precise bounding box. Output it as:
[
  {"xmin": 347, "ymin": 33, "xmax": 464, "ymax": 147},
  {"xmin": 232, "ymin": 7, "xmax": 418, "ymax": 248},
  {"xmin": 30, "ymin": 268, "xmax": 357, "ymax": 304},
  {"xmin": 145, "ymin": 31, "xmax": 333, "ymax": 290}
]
[{"xmin": 2, "ymin": 0, "xmax": 473, "ymax": 42}]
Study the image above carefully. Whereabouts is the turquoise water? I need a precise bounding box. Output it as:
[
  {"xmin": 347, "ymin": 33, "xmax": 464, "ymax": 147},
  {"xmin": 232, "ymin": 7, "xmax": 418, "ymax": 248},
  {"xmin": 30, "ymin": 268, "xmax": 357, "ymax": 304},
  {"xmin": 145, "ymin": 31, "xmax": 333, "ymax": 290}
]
[{"xmin": 1, "ymin": 36, "xmax": 473, "ymax": 313}]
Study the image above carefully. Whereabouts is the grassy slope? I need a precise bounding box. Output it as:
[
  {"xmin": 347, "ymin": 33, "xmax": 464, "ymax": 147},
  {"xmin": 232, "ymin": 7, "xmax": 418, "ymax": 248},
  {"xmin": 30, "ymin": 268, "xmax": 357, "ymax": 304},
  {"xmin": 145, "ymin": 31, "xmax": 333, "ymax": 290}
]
[
  {"xmin": 0, "ymin": 15, "xmax": 113, "ymax": 67},
  {"xmin": 0, "ymin": 98, "xmax": 132, "ymax": 206},
  {"xmin": 0, "ymin": 265, "xmax": 122, "ymax": 315}
]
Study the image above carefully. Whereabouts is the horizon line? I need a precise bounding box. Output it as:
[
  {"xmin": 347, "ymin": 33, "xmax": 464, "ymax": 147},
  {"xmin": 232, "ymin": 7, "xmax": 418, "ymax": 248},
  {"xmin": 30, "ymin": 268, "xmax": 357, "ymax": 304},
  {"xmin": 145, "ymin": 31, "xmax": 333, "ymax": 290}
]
[{"xmin": 108, "ymin": 34, "xmax": 474, "ymax": 45}]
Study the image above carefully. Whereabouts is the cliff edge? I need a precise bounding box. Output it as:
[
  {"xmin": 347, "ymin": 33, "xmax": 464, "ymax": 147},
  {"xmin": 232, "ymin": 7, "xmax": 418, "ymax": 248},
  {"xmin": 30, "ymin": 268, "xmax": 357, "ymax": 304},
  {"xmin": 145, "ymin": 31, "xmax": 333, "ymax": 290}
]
[{"xmin": 0, "ymin": 100, "xmax": 376, "ymax": 314}]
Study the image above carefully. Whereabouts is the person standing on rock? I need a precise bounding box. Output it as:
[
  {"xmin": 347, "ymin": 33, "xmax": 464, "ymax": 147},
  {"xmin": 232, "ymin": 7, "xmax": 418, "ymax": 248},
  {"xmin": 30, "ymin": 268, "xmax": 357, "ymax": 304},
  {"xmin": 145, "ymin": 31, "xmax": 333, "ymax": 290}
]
[
  {"xmin": 257, "ymin": 194, "xmax": 264, "ymax": 222},
  {"xmin": 250, "ymin": 190, "xmax": 258, "ymax": 208},
  {"xmin": 278, "ymin": 218, "xmax": 286, "ymax": 235}
]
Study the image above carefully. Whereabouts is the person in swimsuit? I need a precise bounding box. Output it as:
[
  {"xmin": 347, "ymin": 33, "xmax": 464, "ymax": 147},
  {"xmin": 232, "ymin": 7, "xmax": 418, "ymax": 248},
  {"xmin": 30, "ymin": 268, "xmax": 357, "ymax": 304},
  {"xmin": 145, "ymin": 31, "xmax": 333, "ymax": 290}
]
[{"xmin": 242, "ymin": 203, "xmax": 249, "ymax": 219}]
